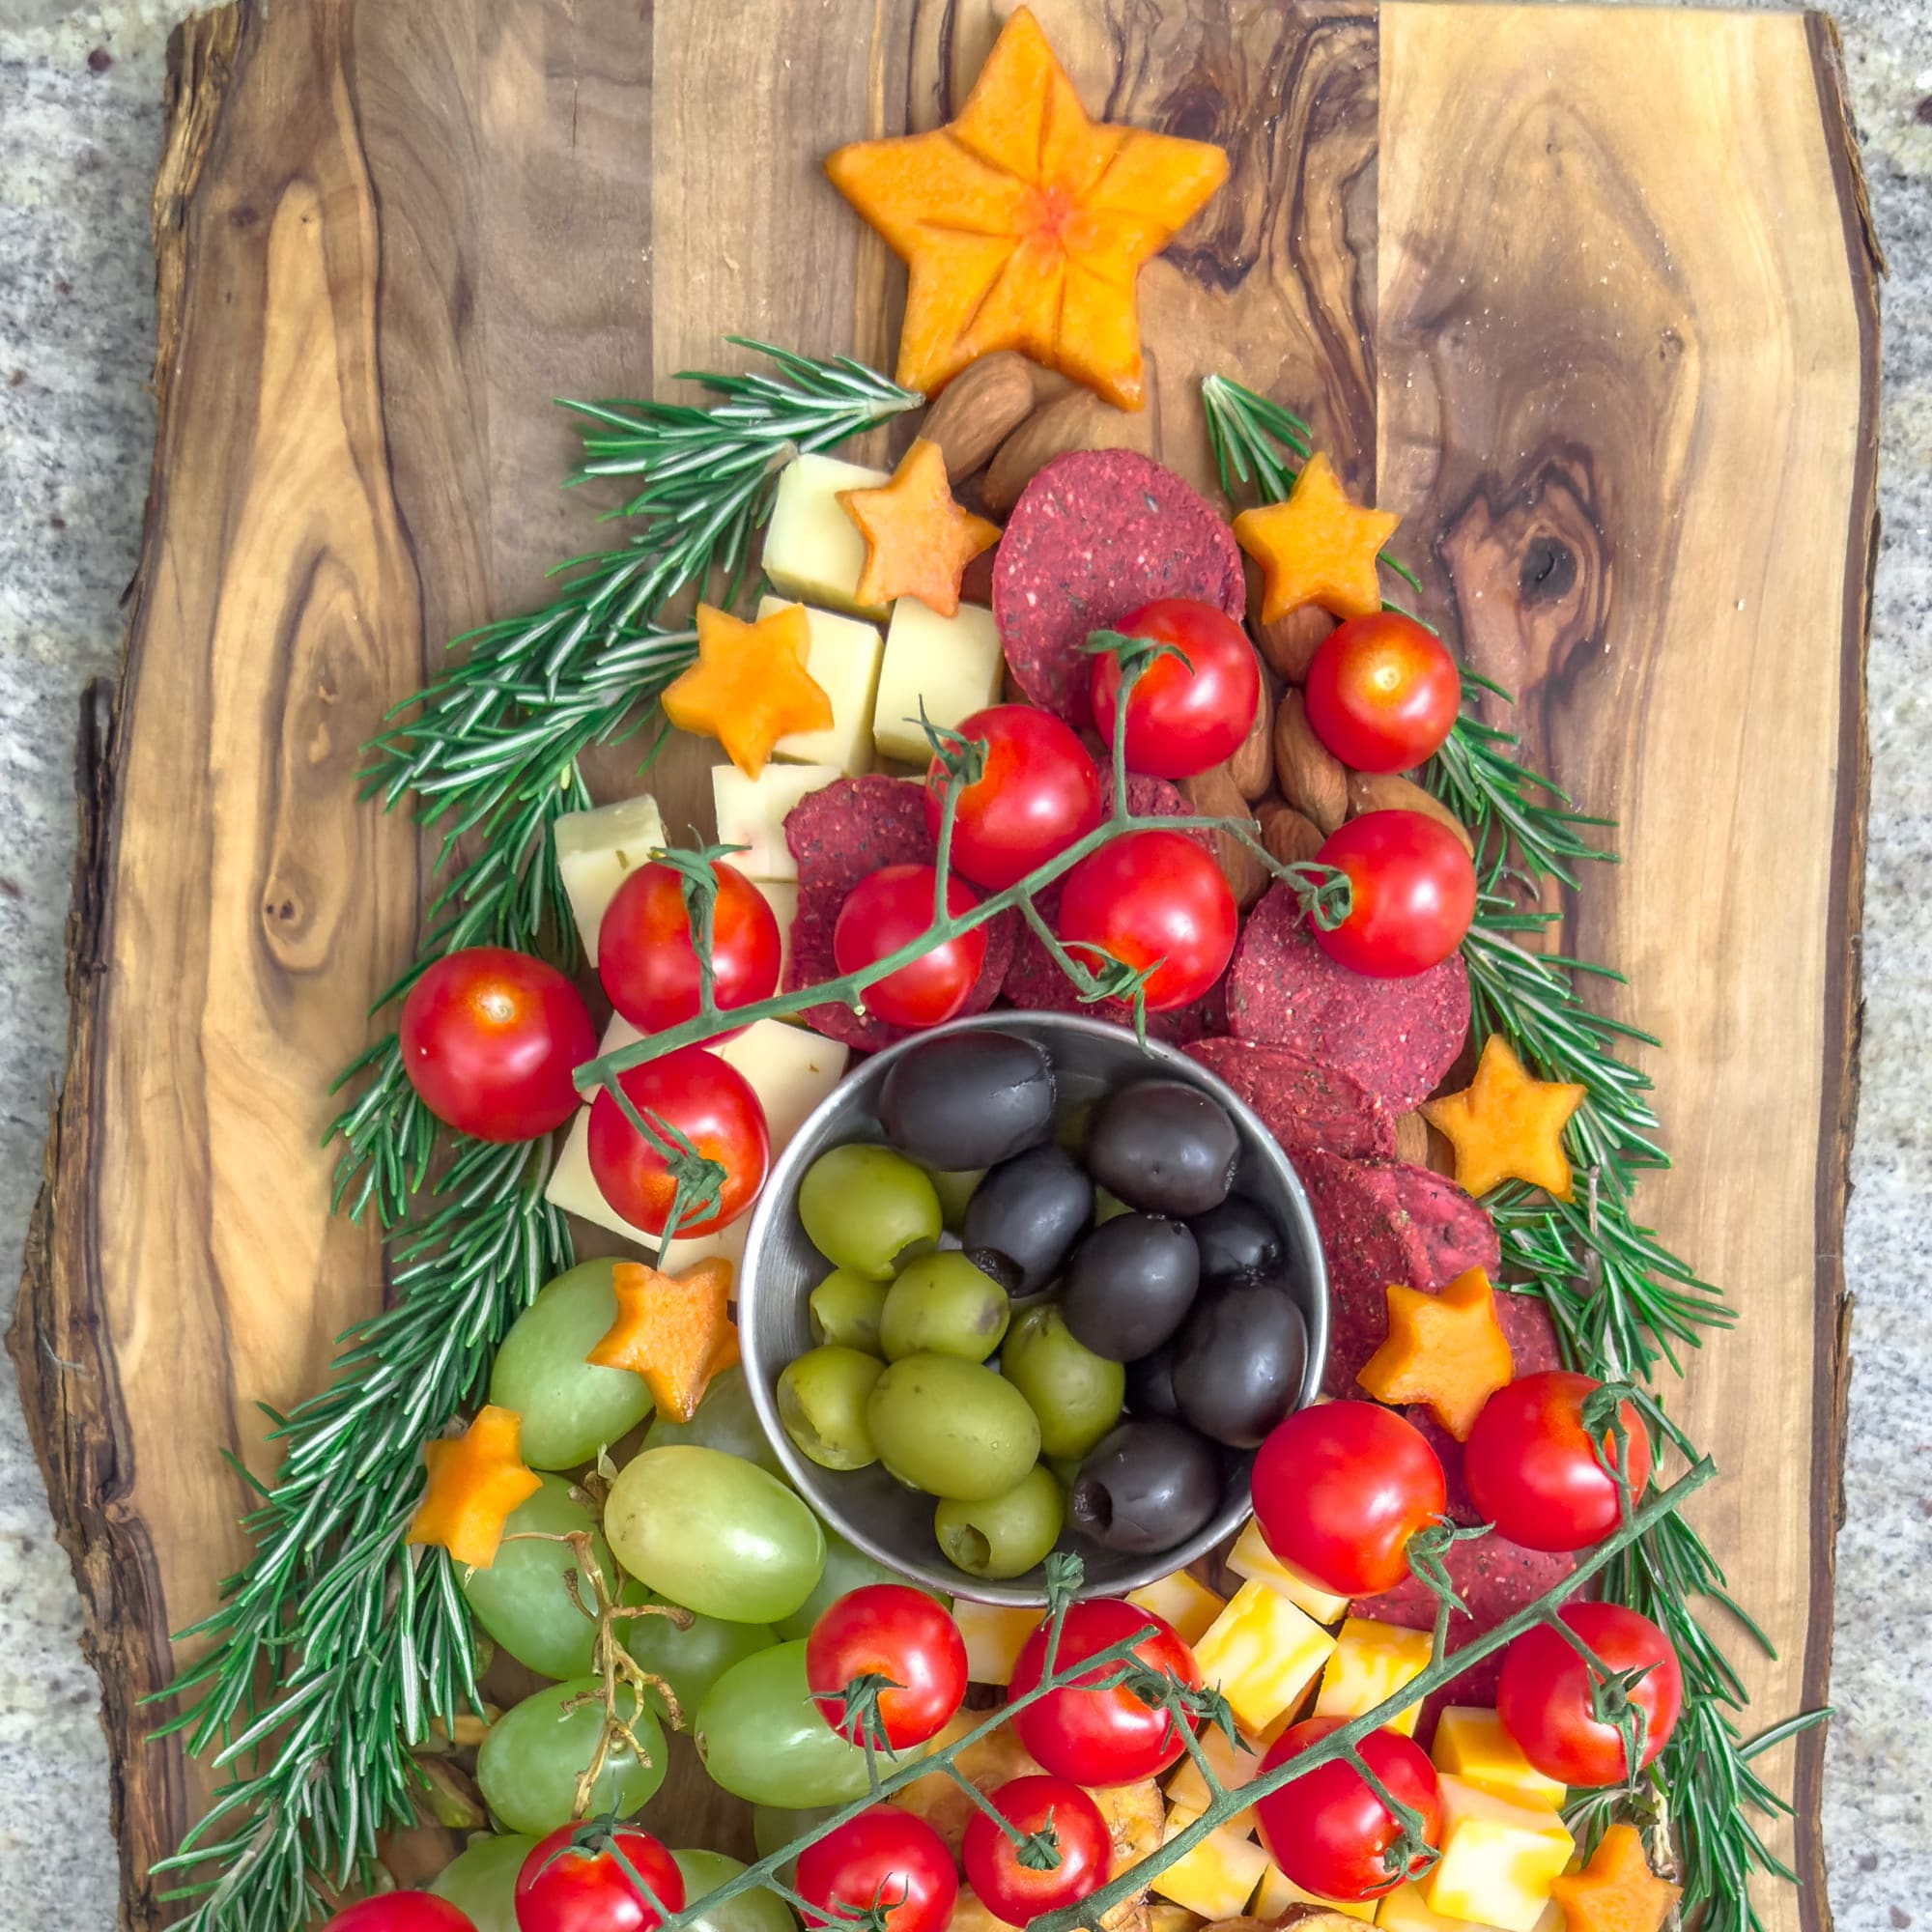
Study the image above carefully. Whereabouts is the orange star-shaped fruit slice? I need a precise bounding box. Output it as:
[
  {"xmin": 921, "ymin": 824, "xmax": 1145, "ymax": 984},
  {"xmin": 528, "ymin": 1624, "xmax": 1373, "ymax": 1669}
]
[
  {"xmin": 587, "ymin": 1257, "xmax": 738, "ymax": 1424},
  {"xmin": 1550, "ymin": 1824, "xmax": 1682, "ymax": 1932},
  {"xmin": 825, "ymin": 7, "xmax": 1228, "ymax": 410},
  {"xmin": 1421, "ymin": 1035, "xmax": 1588, "ymax": 1201},
  {"xmin": 661, "ymin": 600, "xmax": 834, "ymax": 780},
  {"xmin": 407, "ymin": 1404, "xmax": 542, "ymax": 1570},
  {"xmin": 1233, "ymin": 450, "xmax": 1401, "ymax": 622},
  {"xmin": 837, "ymin": 438, "xmax": 1001, "ymax": 617},
  {"xmin": 1355, "ymin": 1266, "xmax": 1516, "ymax": 1440}
]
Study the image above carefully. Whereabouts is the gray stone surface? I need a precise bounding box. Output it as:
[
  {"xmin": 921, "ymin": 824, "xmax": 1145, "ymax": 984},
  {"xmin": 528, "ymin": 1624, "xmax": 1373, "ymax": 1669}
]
[{"xmin": 0, "ymin": 1, "xmax": 1925, "ymax": 1927}]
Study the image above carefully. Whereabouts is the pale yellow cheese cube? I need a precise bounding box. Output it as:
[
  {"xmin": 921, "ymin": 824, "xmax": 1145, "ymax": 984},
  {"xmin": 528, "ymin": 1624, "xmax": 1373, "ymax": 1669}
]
[
  {"xmin": 757, "ymin": 595, "xmax": 885, "ymax": 774},
  {"xmin": 1421, "ymin": 1777, "xmax": 1574, "ymax": 1932},
  {"xmin": 1192, "ymin": 1577, "xmax": 1335, "ymax": 1737},
  {"xmin": 872, "ymin": 600, "xmax": 1005, "ymax": 765},
  {"xmin": 712, "ymin": 761, "xmax": 844, "ymax": 881},
  {"xmin": 554, "ymin": 792, "xmax": 666, "ymax": 964},
  {"xmin": 1128, "ymin": 1570, "xmax": 1226, "ymax": 1646},
  {"xmin": 1226, "ymin": 1518, "xmax": 1352, "ymax": 1625},
  {"xmin": 753, "ymin": 878, "xmax": 800, "ymax": 1001},
  {"xmin": 1164, "ymin": 1723, "xmax": 1264, "ymax": 1837},
  {"xmin": 952, "ymin": 1600, "xmax": 1043, "ymax": 1687},
  {"xmin": 1151, "ymin": 1806, "xmax": 1269, "ymax": 1921},
  {"xmin": 546, "ymin": 1106, "xmax": 754, "ymax": 1270},
  {"xmin": 1254, "ymin": 1864, "xmax": 1378, "ymax": 1922},
  {"xmin": 1431, "ymin": 1709, "xmax": 1567, "ymax": 1811},
  {"xmin": 1314, "ymin": 1617, "xmax": 1434, "ymax": 1737},
  {"xmin": 1377, "ymin": 1880, "xmax": 1509, "ymax": 1932},
  {"xmin": 762, "ymin": 453, "xmax": 893, "ymax": 619}
]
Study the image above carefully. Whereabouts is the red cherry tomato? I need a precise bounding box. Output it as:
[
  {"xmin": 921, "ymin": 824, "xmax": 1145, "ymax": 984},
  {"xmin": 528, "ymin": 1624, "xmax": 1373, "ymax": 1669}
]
[
  {"xmin": 963, "ymin": 1775, "xmax": 1113, "ymax": 1920},
  {"xmin": 807, "ymin": 1583, "xmax": 968, "ymax": 1750},
  {"xmin": 1254, "ymin": 1718, "xmax": 1443, "ymax": 1901},
  {"xmin": 796, "ymin": 1806, "xmax": 958, "ymax": 1932},
  {"xmin": 924, "ymin": 704, "xmax": 1105, "ymax": 891},
  {"xmin": 399, "ymin": 948, "xmax": 596, "ymax": 1142},
  {"xmin": 598, "ymin": 859, "xmax": 781, "ymax": 1039},
  {"xmin": 1463, "ymin": 1372, "xmax": 1655, "ymax": 1553},
  {"xmin": 833, "ymin": 864, "xmax": 988, "ymax": 1030},
  {"xmin": 586, "ymin": 1044, "xmax": 769, "ymax": 1236},
  {"xmin": 322, "ymin": 1899, "xmax": 474, "ymax": 1932},
  {"xmin": 1252, "ymin": 1402, "xmax": 1448, "ymax": 1597},
  {"xmin": 1303, "ymin": 612, "xmax": 1462, "ymax": 774},
  {"xmin": 1090, "ymin": 599, "xmax": 1263, "ymax": 780},
  {"xmin": 1009, "ymin": 1598, "xmax": 1200, "ymax": 1786},
  {"xmin": 515, "ymin": 1825, "xmax": 684, "ymax": 1932},
  {"xmin": 1311, "ymin": 810, "xmax": 1476, "ymax": 978},
  {"xmin": 1497, "ymin": 1602, "xmax": 1684, "ymax": 1787},
  {"xmin": 1055, "ymin": 830, "xmax": 1236, "ymax": 1012}
]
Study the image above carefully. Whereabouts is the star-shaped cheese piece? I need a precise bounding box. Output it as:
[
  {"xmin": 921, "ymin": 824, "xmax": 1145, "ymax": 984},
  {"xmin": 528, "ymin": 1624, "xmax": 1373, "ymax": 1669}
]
[
  {"xmin": 825, "ymin": 7, "xmax": 1228, "ymax": 410},
  {"xmin": 838, "ymin": 439, "xmax": 1000, "ymax": 617},
  {"xmin": 1421, "ymin": 1035, "xmax": 1588, "ymax": 1201},
  {"xmin": 662, "ymin": 601, "xmax": 834, "ymax": 780},
  {"xmin": 586, "ymin": 1257, "xmax": 739, "ymax": 1424},
  {"xmin": 408, "ymin": 1405, "xmax": 542, "ymax": 1570},
  {"xmin": 1232, "ymin": 450, "xmax": 1400, "ymax": 622},
  {"xmin": 1355, "ymin": 1266, "xmax": 1517, "ymax": 1441},
  {"xmin": 1549, "ymin": 1824, "xmax": 1682, "ymax": 1932}
]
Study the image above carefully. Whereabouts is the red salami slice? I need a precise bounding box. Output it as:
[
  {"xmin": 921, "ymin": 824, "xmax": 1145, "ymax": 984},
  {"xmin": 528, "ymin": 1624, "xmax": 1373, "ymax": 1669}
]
[
  {"xmin": 993, "ymin": 450, "xmax": 1246, "ymax": 723},
  {"xmin": 783, "ymin": 776, "xmax": 1016, "ymax": 1052},
  {"xmin": 1182, "ymin": 1038, "xmax": 1397, "ymax": 1160},
  {"xmin": 1226, "ymin": 885, "xmax": 1470, "ymax": 1112}
]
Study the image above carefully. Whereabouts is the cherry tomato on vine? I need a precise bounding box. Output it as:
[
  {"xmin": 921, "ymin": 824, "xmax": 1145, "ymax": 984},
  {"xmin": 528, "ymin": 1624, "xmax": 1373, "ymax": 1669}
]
[
  {"xmin": 1463, "ymin": 1371, "xmax": 1654, "ymax": 1553},
  {"xmin": 598, "ymin": 858, "xmax": 781, "ymax": 1039},
  {"xmin": 1254, "ymin": 1718, "xmax": 1443, "ymax": 1902},
  {"xmin": 1089, "ymin": 599, "xmax": 1263, "ymax": 781},
  {"xmin": 795, "ymin": 1806, "xmax": 958, "ymax": 1932},
  {"xmin": 586, "ymin": 1044, "xmax": 770, "ymax": 1236},
  {"xmin": 399, "ymin": 947, "xmax": 596, "ymax": 1143},
  {"xmin": 1497, "ymin": 1602, "xmax": 1683, "ymax": 1788},
  {"xmin": 833, "ymin": 864, "xmax": 988, "ymax": 1030},
  {"xmin": 1310, "ymin": 810, "xmax": 1476, "ymax": 978},
  {"xmin": 1252, "ymin": 1402, "xmax": 1448, "ymax": 1597},
  {"xmin": 515, "ymin": 1823, "xmax": 685, "ymax": 1932},
  {"xmin": 923, "ymin": 704, "xmax": 1105, "ymax": 891},
  {"xmin": 322, "ymin": 1898, "xmax": 475, "ymax": 1932},
  {"xmin": 1009, "ymin": 1597, "xmax": 1200, "ymax": 1786},
  {"xmin": 1303, "ymin": 612, "xmax": 1461, "ymax": 774},
  {"xmin": 963, "ymin": 1775, "xmax": 1113, "ymax": 1920},
  {"xmin": 807, "ymin": 1583, "xmax": 968, "ymax": 1749},
  {"xmin": 1055, "ymin": 830, "xmax": 1236, "ymax": 1012}
]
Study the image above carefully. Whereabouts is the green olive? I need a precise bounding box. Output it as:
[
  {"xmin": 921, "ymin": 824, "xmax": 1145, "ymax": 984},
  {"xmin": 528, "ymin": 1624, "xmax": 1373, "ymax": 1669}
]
[
  {"xmin": 777, "ymin": 1347, "xmax": 885, "ymax": 1471},
  {"xmin": 879, "ymin": 1252, "xmax": 1010, "ymax": 1363},
  {"xmin": 1094, "ymin": 1186, "xmax": 1134, "ymax": 1225},
  {"xmin": 867, "ymin": 1353, "xmax": 1041, "ymax": 1501},
  {"xmin": 934, "ymin": 1463, "xmax": 1065, "ymax": 1578},
  {"xmin": 809, "ymin": 1267, "xmax": 891, "ymax": 1353},
  {"xmin": 1000, "ymin": 1304, "xmax": 1125, "ymax": 1461},
  {"xmin": 799, "ymin": 1145, "xmax": 942, "ymax": 1280},
  {"xmin": 925, "ymin": 1167, "xmax": 986, "ymax": 1232}
]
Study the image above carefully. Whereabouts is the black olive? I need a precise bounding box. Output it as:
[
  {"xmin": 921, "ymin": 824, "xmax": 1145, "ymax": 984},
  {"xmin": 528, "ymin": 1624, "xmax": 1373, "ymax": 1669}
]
[
  {"xmin": 878, "ymin": 1030, "xmax": 1056, "ymax": 1171},
  {"xmin": 960, "ymin": 1144, "xmax": 1093, "ymax": 1293},
  {"xmin": 1124, "ymin": 1340, "xmax": 1182, "ymax": 1421},
  {"xmin": 1086, "ymin": 1081, "xmax": 1239, "ymax": 1217},
  {"xmin": 1172, "ymin": 1278, "xmax": 1308, "ymax": 1448},
  {"xmin": 1187, "ymin": 1195, "xmax": 1285, "ymax": 1286},
  {"xmin": 1068, "ymin": 1418, "xmax": 1222, "ymax": 1554},
  {"xmin": 1061, "ymin": 1213, "xmax": 1200, "ymax": 1362}
]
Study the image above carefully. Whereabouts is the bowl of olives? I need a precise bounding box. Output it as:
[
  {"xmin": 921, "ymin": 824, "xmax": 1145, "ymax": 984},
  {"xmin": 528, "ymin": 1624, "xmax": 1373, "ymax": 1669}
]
[{"xmin": 737, "ymin": 1012, "xmax": 1328, "ymax": 1605}]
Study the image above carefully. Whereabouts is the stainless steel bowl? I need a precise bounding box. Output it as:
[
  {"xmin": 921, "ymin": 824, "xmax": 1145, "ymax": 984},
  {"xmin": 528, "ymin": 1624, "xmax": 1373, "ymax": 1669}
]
[{"xmin": 738, "ymin": 1010, "xmax": 1328, "ymax": 1605}]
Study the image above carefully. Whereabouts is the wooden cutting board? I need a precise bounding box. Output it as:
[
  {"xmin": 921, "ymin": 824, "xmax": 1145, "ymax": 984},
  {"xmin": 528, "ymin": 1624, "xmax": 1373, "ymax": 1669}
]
[{"xmin": 9, "ymin": 1, "xmax": 1878, "ymax": 1925}]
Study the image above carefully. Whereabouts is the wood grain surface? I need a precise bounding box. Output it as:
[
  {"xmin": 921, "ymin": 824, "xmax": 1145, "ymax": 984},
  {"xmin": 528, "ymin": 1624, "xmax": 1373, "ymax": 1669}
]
[{"xmin": 7, "ymin": 1, "xmax": 1878, "ymax": 1925}]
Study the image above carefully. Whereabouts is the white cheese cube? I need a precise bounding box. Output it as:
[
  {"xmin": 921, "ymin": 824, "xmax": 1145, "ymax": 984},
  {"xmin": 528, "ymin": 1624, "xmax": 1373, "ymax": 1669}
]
[
  {"xmin": 757, "ymin": 596, "xmax": 884, "ymax": 774},
  {"xmin": 762, "ymin": 453, "xmax": 893, "ymax": 619},
  {"xmin": 1151, "ymin": 1805, "xmax": 1269, "ymax": 1920},
  {"xmin": 1421, "ymin": 1778, "xmax": 1574, "ymax": 1932},
  {"xmin": 1314, "ymin": 1616, "xmax": 1434, "ymax": 1737},
  {"xmin": 1227, "ymin": 1518, "xmax": 1351, "ymax": 1625},
  {"xmin": 553, "ymin": 792, "xmax": 666, "ymax": 965},
  {"xmin": 872, "ymin": 600, "xmax": 1005, "ymax": 765},
  {"xmin": 952, "ymin": 1600, "xmax": 1044, "ymax": 1687},
  {"xmin": 754, "ymin": 878, "xmax": 800, "ymax": 994},
  {"xmin": 712, "ymin": 762, "xmax": 843, "ymax": 882}
]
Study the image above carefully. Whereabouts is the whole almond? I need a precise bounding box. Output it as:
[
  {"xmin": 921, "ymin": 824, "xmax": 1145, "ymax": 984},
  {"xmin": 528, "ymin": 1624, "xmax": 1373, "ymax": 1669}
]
[
  {"xmin": 1256, "ymin": 604, "xmax": 1337, "ymax": 683},
  {"xmin": 921, "ymin": 352, "xmax": 1040, "ymax": 482},
  {"xmin": 1229, "ymin": 664, "xmax": 1274, "ymax": 800},
  {"xmin": 981, "ymin": 388, "xmax": 1152, "ymax": 515},
  {"xmin": 1180, "ymin": 764, "xmax": 1268, "ymax": 910},
  {"xmin": 1272, "ymin": 691, "xmax": 1348, "ymax": 832},
  {"xmin": 1257, "ymin": 802, "xmax": 1325, "ymax": 868},
  {"xmin": 1346, "ymin": 771, "xmax": 1476, "ymax": 856}
]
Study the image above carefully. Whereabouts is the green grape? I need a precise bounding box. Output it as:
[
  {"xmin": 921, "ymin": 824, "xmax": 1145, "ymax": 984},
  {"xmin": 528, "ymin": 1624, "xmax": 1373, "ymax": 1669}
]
[
  {"xmin": 624, "ymin": 1599, "xmax": 778, "ymax": 1719},
  {"xmin": 773, "ymin": 1523, "xmax": 942, "ymax": 1641},
  {"xmin": 430, "ymin": 1833, "xmax": 538, "ymax": 1931},
  {"xmin": 1000, "ymin": 1304, "xmax": 1124, "ymax": 1460},
  {"xmin": 753, "ymin": 1804, "xmax": 844, "ymax": 1887},
  {"xmin": 778, "ymin": 1346, "xmax": 884, "ymax": 1470},
  {"xmin": 648, "ymin": 1362, "xmax": 785, "ymax": 1477},
  {"xmin": 475, "ymin": 1676, "xmax": 666, "ymax": 1836},
  {"xmin": 489, "ymin": 1259, "xmax": 652, "ymax": 1469},
  {"xmin": 673, "ymin": 1848, "xmax": 797, "ymax": 1932},
  {"xmin": 605, "ymin": 1445, "xmax": 825, "ymax": 1623},
  {"xmin": 934, "ymin": 1463, "xmax": 1064, "ymax": 1578},
  {"xmin": 798, "ymin": 1145, "xmax": 940, "ymax": 1279},
  {"xmin": 809, "ymin": 1267, "xmax": 891, "ymax": 1353},
  {"xmin": 867, "ymin": 1352, "xmax": 1040, "ymax": 1500},
  {"xmin": 696, "ymin": 1639, "xmax": 876, "ymax": 1805},
  {"xmin": 924, "ymin": 1167, "xmax": 985, "ymax": 1232},
  {"xmin": 879, "ymin": 1252, "xmax": 1009, "ymax": 1363},
  {"xmin": 460, "ymin": 1473, "xmax": 612, "ymax": 1681}
]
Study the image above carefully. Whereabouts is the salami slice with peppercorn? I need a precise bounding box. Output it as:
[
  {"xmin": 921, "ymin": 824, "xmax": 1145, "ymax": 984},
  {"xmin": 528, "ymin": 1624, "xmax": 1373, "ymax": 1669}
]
[{"xmin": 1181, "ymin": 1037, "xmax": 1397, "ymax": 1160}]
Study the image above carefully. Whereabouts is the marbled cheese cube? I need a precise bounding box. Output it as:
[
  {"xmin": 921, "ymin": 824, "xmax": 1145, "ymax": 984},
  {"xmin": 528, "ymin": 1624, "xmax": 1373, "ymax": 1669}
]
[
  {"xmin": 1192, "ymin": 1578, "xmax": 1336, "ymax": 1736},
  {"xmin": 762, "ymin": 453, "xmax": 893, "ymax": 619},
  {"xmin": 1314, "ymin": 1616, "xmax": 1434, "ymax": 1737},
  {"xmin": 1254, "ymin": 1864, "xmax": 1378, "ymax": 1922},
  {"xmin": 1127, "ymin": 1569, "xmax": 1227, "ymax": 1646},
  {"xmin": 553, "ymin": 791, "xmax": 666, "ymax": 964},
  {"xmin": 757, "ymin": 595, "xmax": 884, "ymax": 774},
  {"xmin": 1431, "ymin": 1708, "xmax": 1567, "ymax": 1811},
  {"xmin": 1151, "ymin": 1806, "xmax": 1269, "ymax": 1921},
  {"xmin": 1164, "ymin": 1720, "xmax": 1264, "ymax": 1838},
  {"xmin": 1421, "ymin": 1777, "xmax": 1574, "ymax": 1932},
  {"xmin": 1227, "ymin": 1518, "xmax": 1351, "ymax": 1625},
  {"xmin": 952, "ymin": 1600, "xmax": 1044, "ymax": 1687},
  {"xmin": 872, "ymin": 599, "xmax": 1005, "ymax": 765},
  {"xmin": 712, "ymin": 761, "xmax": 843, "ymax": 881}
]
